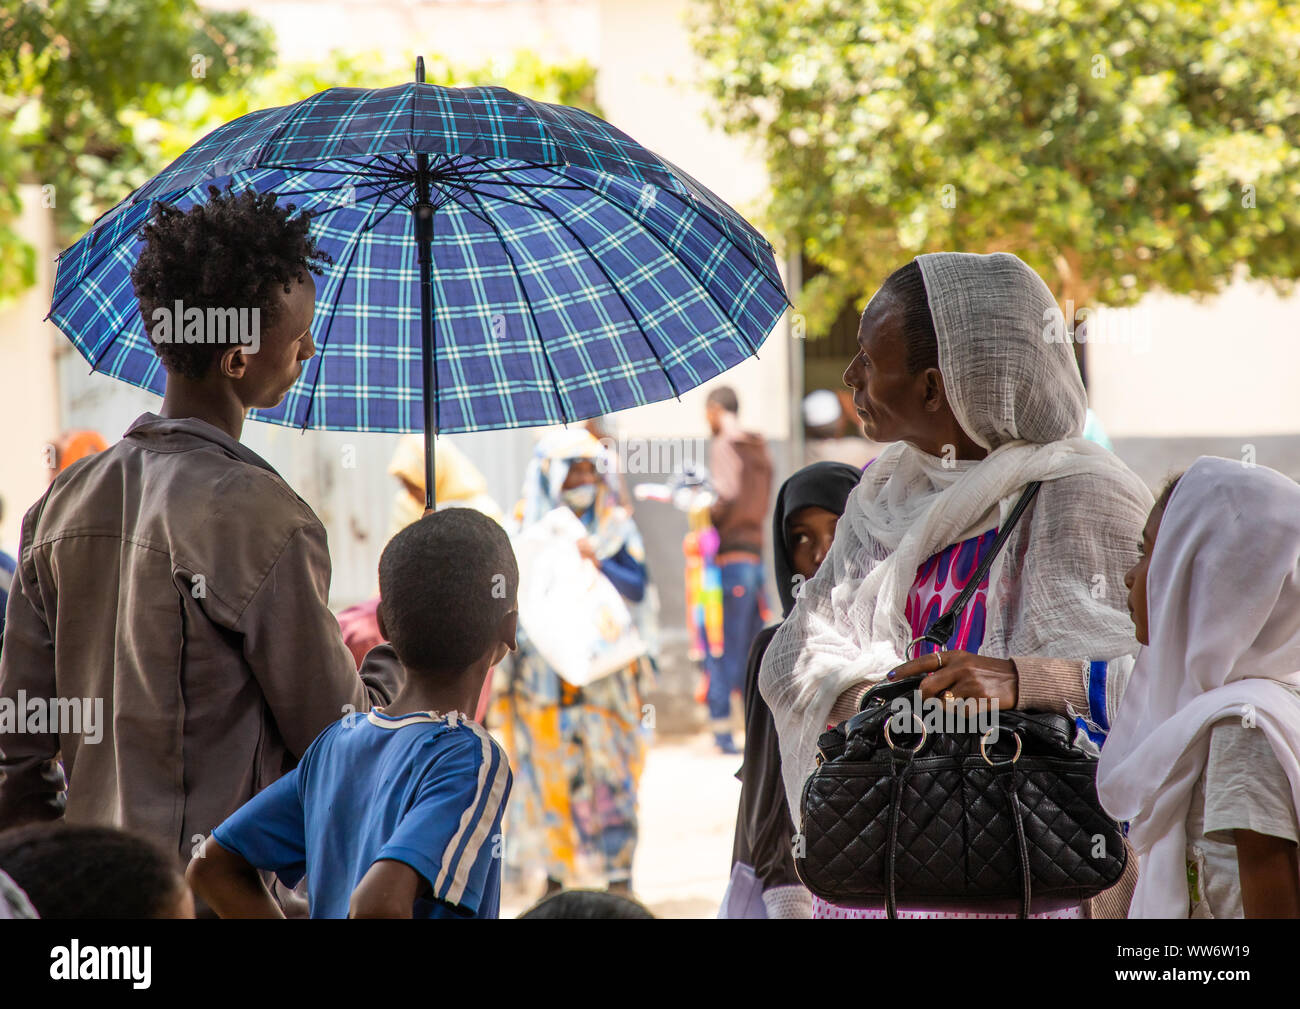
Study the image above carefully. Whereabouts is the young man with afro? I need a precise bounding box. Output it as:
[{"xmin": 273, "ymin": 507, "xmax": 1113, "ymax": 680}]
[{"xmin": 0, "ymin": 188, "xmax": 400, "ymax": 891}]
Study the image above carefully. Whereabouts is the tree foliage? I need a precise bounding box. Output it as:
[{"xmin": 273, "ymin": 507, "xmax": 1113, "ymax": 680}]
[
  {"xmin": 692, "ymin": 0, "xmax": 1300, "ymax": 331},
  {"xmin": 0, "ymin": 0, "xmax": 274, "ymax": 304}
]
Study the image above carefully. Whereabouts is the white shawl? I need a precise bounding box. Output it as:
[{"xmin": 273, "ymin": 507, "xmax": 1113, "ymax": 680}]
[
  {"xmin": 1097, "ymin": 456, "xmax": 1300, "ymax": 917},
  {"xmin": 760, "ymin": 252, "xmax": 1152, "ymax": 811}
]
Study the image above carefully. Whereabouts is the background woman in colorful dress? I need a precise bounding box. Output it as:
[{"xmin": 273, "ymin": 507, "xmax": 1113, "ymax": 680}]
[{"xmin": 499, "ymin": 429, "xmax": 653, "ymax": 901}]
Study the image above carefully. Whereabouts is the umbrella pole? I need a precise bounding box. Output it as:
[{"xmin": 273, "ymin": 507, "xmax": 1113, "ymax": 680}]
[{"xmin": 413, "ymin": 56, "xmax": 437, "ymax": 512}]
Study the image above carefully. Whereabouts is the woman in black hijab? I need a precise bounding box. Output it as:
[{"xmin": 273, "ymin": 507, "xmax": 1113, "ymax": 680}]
[{"xmin": 722, "ymin": 461, "xmax": 862, "ymax": 918}]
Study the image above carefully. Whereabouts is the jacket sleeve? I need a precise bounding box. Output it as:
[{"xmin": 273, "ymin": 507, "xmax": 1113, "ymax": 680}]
[
  {"xmin": 237, "ymin": 523, "xmax": 399, "ymax": 758},
  {"xmin": 0, "ymin": 503, "xmax": 67, "ymax": 826}
]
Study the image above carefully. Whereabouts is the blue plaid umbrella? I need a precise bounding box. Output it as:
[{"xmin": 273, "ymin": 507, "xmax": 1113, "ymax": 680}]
[{"xmin": 49, "ymin": 60, "xmax": 789, "ymax": 505}]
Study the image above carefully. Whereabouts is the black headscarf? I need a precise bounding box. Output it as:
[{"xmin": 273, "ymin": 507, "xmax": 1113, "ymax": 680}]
[{"xmin": 772, "ymin": 461, "xmax": 863, "ymax": 617}]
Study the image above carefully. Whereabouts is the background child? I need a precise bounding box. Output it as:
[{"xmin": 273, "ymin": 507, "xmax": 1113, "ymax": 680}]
[
  {"xmin": 1101, "ymin": 457, "xmax": 1300, "ymax": 918},
  {"xmin": 519, "ymin": 888, "xmax": 654, "ymax": 919},
  {"xmin": 723, "ymin": 460, "xmax": 861, "ymax": 919},
  {"xmin": 187, "ymin": 508, "xmax": 517, "ymax": 919},
  {"xmin": 0, "ymin": 823, "xmax": 194, "ymax": 918}
]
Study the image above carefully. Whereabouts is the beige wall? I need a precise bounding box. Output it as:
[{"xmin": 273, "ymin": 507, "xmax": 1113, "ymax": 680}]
[
  {"xmin": 1086, "ymin": 277, "xmax": 1300, "ymax": 438},
  {"xmin": 592, "ymin": 0, "xmax": 791, "ymax": 441},
  {"xmin": 207, "ymin": 0, "xmax": 598, "ymax": 65},
  {"xmin": 0, "ymin": 185, "xmax": 62, "ymax": 551}
]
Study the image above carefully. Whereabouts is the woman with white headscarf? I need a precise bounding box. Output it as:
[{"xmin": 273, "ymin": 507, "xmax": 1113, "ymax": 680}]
[
  {"xmin": 1100, "ymin": 458, "xmax": 1300, "ymax": 918},
  {"xmin": 760, "ymin": 252, "xmax": 1152, "ymax": 918},
  {"xmin": 499, "ymin": 429, "xmax": 653, "ymax": 902}
]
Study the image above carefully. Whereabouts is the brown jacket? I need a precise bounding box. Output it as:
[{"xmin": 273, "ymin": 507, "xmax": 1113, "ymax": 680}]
[
  {"xmin": 709, "ymin": 415, "xmax": 773, "ymax": 556},
  {"xmin": 0, "ymin": 413, "xmax": 399, "ymax": 863}
]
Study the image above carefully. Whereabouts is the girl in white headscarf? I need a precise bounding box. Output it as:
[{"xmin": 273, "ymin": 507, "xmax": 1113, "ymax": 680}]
[
  {"xmin": 1099, "ymin": 458, "xmax": 1300, "ymax": 918},
  {"xmin": 760, "ymin": 252, "xmax": 1152, "ymax": 918}
]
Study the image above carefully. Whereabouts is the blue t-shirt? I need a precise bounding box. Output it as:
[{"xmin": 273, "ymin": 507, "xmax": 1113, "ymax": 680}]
[{"xmin": 213, "ymin": 709, "xmax": 512, "ymax": 918}]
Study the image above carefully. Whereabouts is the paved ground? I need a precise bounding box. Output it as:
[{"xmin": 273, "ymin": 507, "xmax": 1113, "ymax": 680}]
[{"xmin": 500, "ymin": 731, "xmax": 742, "ymax": 918}]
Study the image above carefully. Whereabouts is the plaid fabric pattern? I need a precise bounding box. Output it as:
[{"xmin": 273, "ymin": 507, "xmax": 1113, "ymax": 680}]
[{"xmin": 49, "ymin": 83, "xmax": 789, "ymax": 433}]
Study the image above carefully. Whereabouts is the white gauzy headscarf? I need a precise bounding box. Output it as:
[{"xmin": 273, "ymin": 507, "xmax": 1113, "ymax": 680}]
[
  {"xmin": 1097, "ymin": 457, "xmax": 1300, "ymax": 918},
  {"xmin": 760, "ymin": 252, "xmax": 1153, "ymax": 811}
]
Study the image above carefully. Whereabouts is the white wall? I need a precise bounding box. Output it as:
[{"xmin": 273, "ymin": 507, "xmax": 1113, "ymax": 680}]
[
  {"xmin": 1087, "ymin": 276, "xmax": 1300, "ymax": 438},
  {"xmin": 591, "ymin": 0, "xmax": 792, "ymax": 441},
  {"xmin": 0, "ymin": 186, "xmax": 63, "ymax": 552},
  {"xmin": 207, "ymin": 0, "xmax": 598, "ymax": 66}
]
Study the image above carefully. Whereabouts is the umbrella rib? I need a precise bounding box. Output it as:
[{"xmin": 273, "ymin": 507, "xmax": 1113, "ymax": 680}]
[
  {"xmin": 472, "ymin": 179, "xmax": 587, "ymax": 192},
  {"xmin": 336, "ymin": 156, "xmax": 411, "ymax": 178},
  {"xmin": 254, "ymin": 163, "xmax": 366, "ymax": 178},
  {"xmin": 292, "ymin": 197, "xmax": 384, "ymax": 431},
  {"xmin": 360, "ymin": 188, "xmax": 413, "ymax": 234},
  {"xmin": 645, "ymin": 185, "xmax": 793, "ymax": 309},
  {"xmin": 305, "ymin": 179, "xmax": 413, "ymax": 221},
  {"xmin": 443, "ymin": 165, "xmax": 585, "ymax": 191},
  {"xmin": 259, "ymin": 175, "xmax": 407, "ymax": 202},
  {"xmin": 370, "ymin": 152, "xmax": 409, "ymax": 173},
  {"xmin": 257, "ymin": 161, "xmax": 408, "ymax": 182},
  {"xmin": 541, "ymin": 168, "xmax": 762, "ymax": 357},
  {"xmin": 443, "ymin": 182, "xmax": 573, "ymax": 426},
  {"xmin": 88, "ymin": 324, "xmax": 134, "ymax": 373},
  {"xmin": 437, "ymin": 185, "xmax": 561, "ymax": 215},
  {"xmin": 52, "ymin": 191, "xmax": 189, "ymax": 318},
  {"xmin": 387, "ymin": 152, "xmax": 418, "ymax": 176},
  {"xmin": 54, "ymin": 175, "xmax": 406, "ymax": 359},
  {"xmin": 445, "ymin": 161, "xmax": 565, "ymax": 178},
  {"xmin": 494, "ymin": 185, "xmax": 685, "ymax": 403}
]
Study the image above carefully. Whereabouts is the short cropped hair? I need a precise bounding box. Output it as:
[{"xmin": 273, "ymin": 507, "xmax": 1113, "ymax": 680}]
[
  {"xmin": 879, "ymin": 259, "xmax": 939, "ymax": 375},
  {"xmin": 130, "ymin": 186, "xmax": 332, "ymax": 380},
  {"xmin": 706, "ymin": 386, "xmax": 739, "ymax": 413},
  {"xmin": 0, "ymin": 823, "xmax": 183, "ymax": 918},
  {"xmin": 378, "ymin": 508, "xmax": 518, "ymax": 676},
  {"xmin": 519, "ymin": 889, "xmax": 655, "ymax": 919}
]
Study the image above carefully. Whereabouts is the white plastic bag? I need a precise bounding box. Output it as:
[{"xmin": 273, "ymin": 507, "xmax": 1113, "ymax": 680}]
[{"xmin": 513, "ymin": 507, "xmax": 647, "ymax": 687}]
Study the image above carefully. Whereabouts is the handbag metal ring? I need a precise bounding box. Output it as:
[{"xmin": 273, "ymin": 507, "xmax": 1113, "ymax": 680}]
[
  {"xmin": 980, "ymin": 727, "xmax": 1022, "ymax": 766},
  {"xmin": 883, "ymin": 712, "xmax": 927, "ymax": 753}
]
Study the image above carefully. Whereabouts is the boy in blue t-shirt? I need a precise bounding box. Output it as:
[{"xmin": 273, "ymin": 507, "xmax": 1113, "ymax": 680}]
[{"xmin": 187, "ymin": 508, "xmax": 517, "ymax": 918}]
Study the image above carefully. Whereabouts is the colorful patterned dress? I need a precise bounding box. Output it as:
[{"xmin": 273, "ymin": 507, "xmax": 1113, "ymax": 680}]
[
  {"xmin": 498, "ymin": 648, "xmax": 648, "ymax": 884},
  {"xmin": 811, "ymin": 526, "xmax": 1082, "ymax": 919},
  {"xmin": 497, "ymin": 430, "xmax": 652, "ymax": 887}
]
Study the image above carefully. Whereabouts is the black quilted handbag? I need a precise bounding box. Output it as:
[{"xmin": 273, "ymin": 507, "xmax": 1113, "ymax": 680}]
[{"xmin": 793, "ymin": 483, "xmax": 1128, "ymax": 917}]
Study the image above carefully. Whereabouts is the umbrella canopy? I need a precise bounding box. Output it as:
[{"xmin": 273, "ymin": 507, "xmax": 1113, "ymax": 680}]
[{"xmin": 49, "ymin": 65, "xmax": 790, "ymax": 503}]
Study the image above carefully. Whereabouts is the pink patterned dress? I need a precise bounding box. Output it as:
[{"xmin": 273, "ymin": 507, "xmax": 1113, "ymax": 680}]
[{"xmin": 812, "ymin": 527, "xmax": 1081, "ymax": 919}]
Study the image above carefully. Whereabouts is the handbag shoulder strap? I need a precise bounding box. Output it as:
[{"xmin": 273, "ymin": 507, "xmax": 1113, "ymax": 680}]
[{"xmin": 908, "ymin": 481, "xmax": 1042, "ymax": 657}]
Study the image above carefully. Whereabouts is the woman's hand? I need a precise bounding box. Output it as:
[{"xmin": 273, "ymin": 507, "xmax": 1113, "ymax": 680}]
[
  {"xmin": 886, "ymin": 650, "xmax": 1018, "ymax": 710},
  {"xmin": 576, "ymin": 538, "xmax": 597, "ymax": 562}
]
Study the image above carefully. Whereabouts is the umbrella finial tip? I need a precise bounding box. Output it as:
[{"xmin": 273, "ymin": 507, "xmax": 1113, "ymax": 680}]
[{"xmin": 415, "ymin": 56, "xmax": 425, "ymax": 84}]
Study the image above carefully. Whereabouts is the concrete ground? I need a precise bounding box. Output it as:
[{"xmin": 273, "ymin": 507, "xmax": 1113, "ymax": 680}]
[{"xmin": 500, "ymin": 731, "xmax": 742, "ymax": 918}]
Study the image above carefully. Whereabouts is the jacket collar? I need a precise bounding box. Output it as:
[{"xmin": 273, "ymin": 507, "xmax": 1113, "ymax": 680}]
[{"xmin": 123, "ymin": 412, "xmax": 280, "ymax": 476}]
